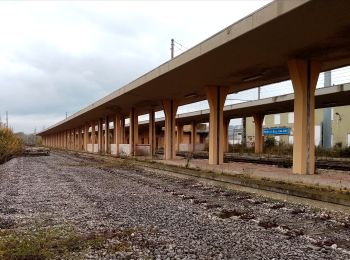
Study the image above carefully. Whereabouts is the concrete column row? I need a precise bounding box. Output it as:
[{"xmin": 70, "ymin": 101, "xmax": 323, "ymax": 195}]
[{"xmin": 42, "ymin": 58, "xmax": 320, "ymax": 175}]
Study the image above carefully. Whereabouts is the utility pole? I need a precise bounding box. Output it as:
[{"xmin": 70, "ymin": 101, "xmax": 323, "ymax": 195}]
[
  {"xmin": 322, "ymin": 71, "xmax": 332, "ymax": 148},
  {"xmin": 65, "ymin": 112, "xmax": 68, "ymax": 119},
  {"xmin": 242, "ymin": 117, "xmax": 246, "ymax": 147},
  {"xmin": 170, "ymin": 38, "xmax": 174, "ymax": 59},
  {"xmin": 258, "ymin": 86, "xmax": 261, "ymax": 100}
]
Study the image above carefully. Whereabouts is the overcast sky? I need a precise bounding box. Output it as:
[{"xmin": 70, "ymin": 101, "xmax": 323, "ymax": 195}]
[{"xmin": 0, "ymin": 0, "xmax": 275, "ymax": 133}]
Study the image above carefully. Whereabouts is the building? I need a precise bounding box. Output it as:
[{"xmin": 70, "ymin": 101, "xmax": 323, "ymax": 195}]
[{"xmin": 246, "ymin": 105, "xmax": 350, "ymax": 148}]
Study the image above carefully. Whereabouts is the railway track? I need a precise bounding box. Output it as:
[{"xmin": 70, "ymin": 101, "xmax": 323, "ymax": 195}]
[{"xmin": 172, "ymin": 151, "xmax": 350, "ymax": 172}]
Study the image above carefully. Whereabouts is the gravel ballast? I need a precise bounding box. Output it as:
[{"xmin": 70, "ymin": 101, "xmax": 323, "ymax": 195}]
[{"xmin": 0, "ymin": 151, "xmax": 350, "ymax": 259}]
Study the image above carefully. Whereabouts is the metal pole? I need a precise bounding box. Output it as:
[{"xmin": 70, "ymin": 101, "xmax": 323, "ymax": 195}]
[
  {"xmin": 258, "ymin": 87, "xmax": 261, "ymax": 100},
  {"xmin": 242, "ymin": 117, "xmax": 246, "ymax": 147},
  {"xmin": 171, "ymin": 39, "xmax": 174, "ymax": 59},
  {"xmin": 322, "ymin": 71, "xmax": 332, "ymax": 148}
]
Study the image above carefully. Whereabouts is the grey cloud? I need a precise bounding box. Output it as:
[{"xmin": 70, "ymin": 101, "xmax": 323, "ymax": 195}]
[{"xmin": 0, "ymin": 1, "xmax": 271, "ymax": 133}]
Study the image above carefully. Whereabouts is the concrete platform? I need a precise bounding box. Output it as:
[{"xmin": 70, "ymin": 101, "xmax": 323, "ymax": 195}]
[
  {"xmin": 157, "ymin": 158, "xmax": 350, "ymax": 190},
  {"xmin": 146, "ymin": 157, "xmax": 350, "ymax": 206}
]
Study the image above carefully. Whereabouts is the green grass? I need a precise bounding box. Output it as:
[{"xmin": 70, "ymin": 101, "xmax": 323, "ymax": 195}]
[
  {"xmin": 0, "ymin": 226, "xmax": 145, "ymax": 259},
  {"xmin": 0, "ymin": 227, "xmax": 104, "ymax": 259}
]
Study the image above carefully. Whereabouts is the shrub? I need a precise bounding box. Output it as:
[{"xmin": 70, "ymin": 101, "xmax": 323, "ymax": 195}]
[
  {"xmin": 0, "ymin": 127, "xmax": 23, "ymax": 164},
  {"xmin": 339, "ymin": 146, "xmax": 350, "ymax": 157},
  {"xmin": 264, "ymin": 137, "xmax": 276, "ymax": 149}
]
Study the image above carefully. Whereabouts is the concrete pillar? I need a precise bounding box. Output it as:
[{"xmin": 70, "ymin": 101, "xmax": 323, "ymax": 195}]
[
  {"xmin": 84, "ymin": 124, "xmax": 89, "ymax": 151},
  {"xmin": 91, "ymin": 122, "xmax": 96, "ymax": 153},
  {"xmin": 71, "ymin": 131, "xmax": 73, "ymax": 149},
  {"xmin": 69, "ymin": 131, "xmax": 71, "ymax": 149},
  {"xmin": 253, "ymin": 114, "xmax": 264, "ymax": 154},
  {"xmin": 206, "ymin": 86, "xmax": 229, "ymax": 165},
  {"xmin": 177, "ymin": 124, "xmax": 183, "ymax": 152},
  {"xmin": 191, "ymin": 121, "xmax": 196, "ymax": 152},
  {"xmin": 223, "ymin": 118, "xmax": 230, "ymax": 153},
  {"xmin": 121, "ymin": 116, "xmax": 126, "ymax": 144},
  {"xmin": 98, "ymin": 119, "xmax": 103, "ymax": 153},
  {"xmin": 288, "ymin": 59, "xmax": 321, "ymax": 175},
  {"xmin": 105, "ymin": 116, "xmax": 109, "ymax": 154},
  {"xmin": 80, "ymin": 128, "xmax": 84, "ymax": 150},
  {"xmin": 76, "ymin": 129, "xmax": 79, "ymax": 150},
  {"xmin": 72, "ymin": 129, "xmax": 76, "ymax": 150},
  {"xmin": 78, "ymin": 128, "xmax": 82, "ymax": 151},
  {"xmin": 149, "ymin": 108, "xmax": 156, "ymax": 156},
  {"xmin": 129, "ymin": 108, "xmax": 138, "ymax": 156},
  {"xmin": 114, "ymin": 114, "xmax": 122, "ymax": 156},
  {"xmin": 162, "ymin": 99, "xmax": 179, "ymax": 160}
]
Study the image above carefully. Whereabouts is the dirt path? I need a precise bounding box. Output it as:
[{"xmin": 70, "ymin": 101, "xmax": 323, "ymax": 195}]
[{"xmin": 0, "ymin": 151, "xmax": 350, "ymax": 259}]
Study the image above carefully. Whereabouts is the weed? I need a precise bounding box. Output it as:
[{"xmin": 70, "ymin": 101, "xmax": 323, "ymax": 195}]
[{"xmin": 0, "ymin": 127, "xmax": 23, "ymax": 164}]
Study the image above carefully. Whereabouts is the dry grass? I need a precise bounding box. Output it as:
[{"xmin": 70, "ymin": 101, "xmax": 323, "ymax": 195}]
[
  {"xmin": 0, "ymin": 226, "xmax": 145, "ymax": 259},
  {"xmin": 0, "ymin": 127, "xmax": 23, "ymax": 164}
]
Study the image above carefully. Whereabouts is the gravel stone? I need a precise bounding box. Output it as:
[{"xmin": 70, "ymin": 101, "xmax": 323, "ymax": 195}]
[{"xmin": 0, "ymin": 151, "xmax": 349, "ymax": 259}]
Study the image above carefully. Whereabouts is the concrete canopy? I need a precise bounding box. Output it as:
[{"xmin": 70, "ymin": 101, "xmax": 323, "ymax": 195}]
[
  {"xmin": 39, "ymin": 0, "xmax": 350, "ymax": 136},
  {"xmin": 136, "ymin": 83, "xmax": 350, "ymax": 128}
]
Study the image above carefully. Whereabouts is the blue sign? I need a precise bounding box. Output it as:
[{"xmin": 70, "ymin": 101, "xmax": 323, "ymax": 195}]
[{"xmin": 263, "ymin": 127, "xmax": 290, "ymax": 136}]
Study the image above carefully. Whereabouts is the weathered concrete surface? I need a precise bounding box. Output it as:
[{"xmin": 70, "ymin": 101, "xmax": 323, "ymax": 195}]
[{"xmin": 0, "ymin": 151, "xmax": 350, "ymax": 259}]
